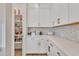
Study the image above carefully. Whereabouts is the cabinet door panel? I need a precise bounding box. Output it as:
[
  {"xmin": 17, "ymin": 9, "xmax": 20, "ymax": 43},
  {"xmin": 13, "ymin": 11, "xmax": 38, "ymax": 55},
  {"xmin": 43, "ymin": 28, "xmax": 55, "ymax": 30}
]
[
  {"xmin": 28, "ymin": 3, "xmax": 39, "ymax": 8},
  {"xmin": 40, "ymin": 3, "xmax": 51, "ymax": 8},
  {"xmin": 25, "ymin": 37, "xmax": 40, "ymax": 52},
  {"xmin": 40, "ymin": 8, "xmax": 51, "ymax": 27},
  {"xmin": 58, "ymin": 4, "xmax": 69, "ymax": 24},
  {"xmin": 53, "ymin": 4, "xmax": 69, "ymax": 25},
  {"xmin": 28, "ymin": 8, "xmax": 39, "ymax": 27},
  {"xmin": 40, "ymin": 38, "xmax": 48, "ymax": 52},
  {"xmin": 69, "ymin": 4, "xmax": 79, "ymax": 22},
  {"xmin": 53, "ymin": 46, "xmax": 65, "ymax": 56}
]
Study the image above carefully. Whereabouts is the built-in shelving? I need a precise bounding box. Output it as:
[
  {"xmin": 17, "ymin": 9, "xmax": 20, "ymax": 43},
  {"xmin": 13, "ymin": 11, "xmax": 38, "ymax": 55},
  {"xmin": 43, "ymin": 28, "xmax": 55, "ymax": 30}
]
[{"xmin": 14, "ymin": 9, "xmax": 23, "ymax": 56}]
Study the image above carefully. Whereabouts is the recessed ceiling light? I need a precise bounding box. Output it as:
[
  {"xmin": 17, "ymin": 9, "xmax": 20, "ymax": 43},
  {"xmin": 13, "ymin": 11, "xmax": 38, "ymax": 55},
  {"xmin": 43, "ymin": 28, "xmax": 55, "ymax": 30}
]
[{"xmin": 35, "ymin": 4, "xmax": 39, "ymax": 8}]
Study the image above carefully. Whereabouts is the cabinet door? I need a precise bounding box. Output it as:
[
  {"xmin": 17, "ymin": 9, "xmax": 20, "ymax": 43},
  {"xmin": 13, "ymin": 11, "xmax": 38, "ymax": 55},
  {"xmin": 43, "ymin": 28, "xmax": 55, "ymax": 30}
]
[
  {"xmin": 25, "ymin": 36, "xmax": 40, "ymax": 52},
  {"xmin": 69, "ymin": 4, "xmax": 79, "ymax": 22},
  {"xmin": 39, "ymin": 38, "xmax": 48, "ymax": 52},
  {"xmin": 28, "ymin": 8, "xmax": 39, "ymax": 27},
  {"xmin": 40, "ymin": 3, "xmax": 51, "ymax": 9},
  {"xmin": 53, "ymin": 4, "xmax": 69, "ymax": 25},
  {"xmin": 58, "ymin": 4, "xmax": 69, "ymax": 24},
  {"xmin": 40, "ymin": 8, "xmax": 51, "ymax": 27},
  {"xmin": 48, "ymin": 44, "xmax": 54, "ymax": 56},
  {"xmin": 52, "ymin": 46, "xmax": 66, "ymax": 56}
]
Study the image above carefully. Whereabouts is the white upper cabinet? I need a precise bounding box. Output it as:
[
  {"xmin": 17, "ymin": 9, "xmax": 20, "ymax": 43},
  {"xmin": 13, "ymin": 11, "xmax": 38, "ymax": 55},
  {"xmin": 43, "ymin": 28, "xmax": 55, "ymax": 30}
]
[
  {"xmin": 28, "ymin": 8, "xmax": 39, "ymax": 27},
  {"xmin": 40, "ymin": 3, "xmax": 51, "ymax": 8},
  {"xmin": 28, "ymin": 4, "xmax": 39, "ymax": 27},
  {"xmin": 27, "ymin": 4, "xmax": 70, "ymax": 27},
  {"xmin": 28, "ymin": 3, "xmax": 52, "ymax": 27},
  {"xmin": 39, "ymin": 8, "xmax": 51, "ymax": 27},
  {"xmin": 58, "ymin": 4, "xmax": 69, "ymax": 24},
  {"xmin": 28, "ymin": 3, "xmax": 39, "ymax": 8},
  {"xmin": 39, "ymin": 4, "xmax": 53, "ymax": 27},
  {"xmin": 53, "ymin": 4, "xmax": 69, "ymax": 25},
  {"xmin": 69, "ymin": 4, "xmax": 79, "ymax": 23}
]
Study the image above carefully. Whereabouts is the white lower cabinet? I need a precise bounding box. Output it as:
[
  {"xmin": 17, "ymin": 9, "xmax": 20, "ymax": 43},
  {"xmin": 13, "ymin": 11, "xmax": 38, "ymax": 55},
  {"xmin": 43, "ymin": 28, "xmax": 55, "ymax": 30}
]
[
  {"xmin": 52, "ymin": 46, "xmax": 66, "ymax": 56},
  {"xmin": 46, "ymin": 40, "xmax": 66, "ymax": 56},
  {"xmin": 24, "ymin": 36, "xmax": 66, "ymax": 56},
  {"xmin": 39, "ymin": 38, "xmax": 48, "ymax": 52},
  {"xmin": 25, "ymin": 36, "xmax": 40, "ymax": 52},
  {"xmin": 47, "ymin": 42, "xmax": 54, "ymax": 56},
  {"xmin": 47, "ymin": 44, "xmax": 53, "ymax": 56},
  {"xmin": 23, "ymin": 36, "xmax": 48, "ymax": 55}
]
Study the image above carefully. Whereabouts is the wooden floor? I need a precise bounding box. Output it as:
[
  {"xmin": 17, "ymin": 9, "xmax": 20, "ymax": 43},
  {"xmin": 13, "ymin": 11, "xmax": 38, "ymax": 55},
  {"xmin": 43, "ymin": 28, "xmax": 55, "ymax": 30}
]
[
  {"xmin": 26, "ymin": 53, "xmax": 47, "ymax": 56},
  {"xmin": 15, "ymin": 49, "xmax": 47, "ymax": 56},
  {"xmin": 15, "ymin": 49, "xmax": 22, "ymax": 56}
]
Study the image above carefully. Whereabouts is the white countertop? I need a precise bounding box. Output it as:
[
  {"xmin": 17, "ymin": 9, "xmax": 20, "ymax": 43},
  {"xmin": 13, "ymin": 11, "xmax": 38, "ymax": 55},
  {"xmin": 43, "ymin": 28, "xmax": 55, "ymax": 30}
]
[
  {"xmin": 47, "ymin": 36, "xmax": 79, "ymax": 56},
  {"xmin": 27, "ymin": 35, "xmax": 79, "ymax": 56}
]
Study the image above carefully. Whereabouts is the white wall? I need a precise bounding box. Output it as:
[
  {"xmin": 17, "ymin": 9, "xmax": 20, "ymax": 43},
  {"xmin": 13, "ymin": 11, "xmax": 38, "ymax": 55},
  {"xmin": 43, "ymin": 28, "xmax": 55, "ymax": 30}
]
[
  {"xmin": 5, "ymin": 4, "xmax": 12, "ymax": 56},
  {"xmin": 0, "ymin": 4, "xmax": 6, "ymax": 56},
  {"xmin": 0, "ymin": 12, "xmax": 2, "ymax": 48},
  {"xmin": 0, "ymin": 3, "xmax": 12, "ymax": 56}
]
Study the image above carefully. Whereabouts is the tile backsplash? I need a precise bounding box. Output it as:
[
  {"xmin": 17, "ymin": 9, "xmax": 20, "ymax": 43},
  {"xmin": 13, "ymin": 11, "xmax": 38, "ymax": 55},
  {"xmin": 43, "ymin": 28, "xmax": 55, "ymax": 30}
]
[
  {"xmin": 27, "ymin": 24, "xmax": 79, "ymax": 43},
  {"xmin": 27, "ymin": 27, "xmax": 53, "ymax": 35}
]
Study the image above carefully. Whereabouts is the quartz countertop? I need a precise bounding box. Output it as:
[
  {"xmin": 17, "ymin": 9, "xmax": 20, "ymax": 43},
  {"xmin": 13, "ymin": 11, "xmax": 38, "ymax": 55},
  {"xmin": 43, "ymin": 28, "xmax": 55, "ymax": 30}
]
[
  {"xmin": 47, "ymin": 36, "xmax": 79, "ymax": 56},
  {"xmin": 26, "ymin": 35, "xmax": 79, "ymax": 56}
]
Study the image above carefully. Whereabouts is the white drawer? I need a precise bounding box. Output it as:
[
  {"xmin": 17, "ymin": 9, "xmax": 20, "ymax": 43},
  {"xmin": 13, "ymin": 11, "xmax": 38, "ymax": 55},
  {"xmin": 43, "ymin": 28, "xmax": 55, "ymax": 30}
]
[{"xmin": 52, "ymin": 46, "xmax": 66, "ymax": 56}]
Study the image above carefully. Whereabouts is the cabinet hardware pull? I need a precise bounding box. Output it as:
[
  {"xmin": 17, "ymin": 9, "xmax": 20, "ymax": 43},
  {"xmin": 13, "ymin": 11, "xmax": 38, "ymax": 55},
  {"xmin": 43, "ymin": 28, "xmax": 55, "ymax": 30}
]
[
  {"xmin": 57, "ymin": 52, "xmax": 61, "ymax": 56},
  {"xmin": 48, "ymin": 46, "xmax": 50, "ymax": 52},
  {"xmin": 50, "ymin": 43, "xmax": 53, "ymax": 47}
]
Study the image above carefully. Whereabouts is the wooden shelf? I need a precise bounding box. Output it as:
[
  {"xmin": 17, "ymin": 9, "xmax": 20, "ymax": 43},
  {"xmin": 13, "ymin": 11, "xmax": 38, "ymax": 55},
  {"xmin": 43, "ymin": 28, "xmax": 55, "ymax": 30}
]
[
  {"xmin": 14, "ymin": 42, "xmax": 22, "ymax": 50},
  {"xmin": 15, "ymin": 49, "xmax": 22, "ymax": 56},
  {"xmin": 15, "ymin": 42, "xmax": 22, "ymax": 44},
  {"xmin": 52, "ymin": 21, "xmax": 79, "ymax": 28},
  {"xmin": 15, "ymin": 34, "xmax": 23, "ymax": 36}
]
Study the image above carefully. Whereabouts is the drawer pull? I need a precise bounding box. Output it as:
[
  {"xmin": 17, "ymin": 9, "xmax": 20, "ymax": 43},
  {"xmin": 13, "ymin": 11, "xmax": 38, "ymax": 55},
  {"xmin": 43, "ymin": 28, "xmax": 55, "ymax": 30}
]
[
  {"xmin": 48, "ymin": 46, "xmax": 50, "ymax": 52},
  {"xmin": 57, "ymin": 52, "xmax": 61, "ymax": 56},
  {"xmin": 50, "ymin": 43, "xmax": 53, "ymax": 47}
]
